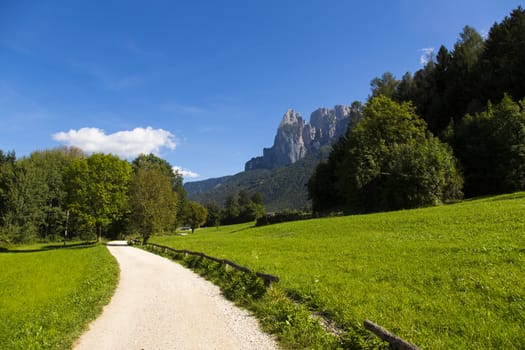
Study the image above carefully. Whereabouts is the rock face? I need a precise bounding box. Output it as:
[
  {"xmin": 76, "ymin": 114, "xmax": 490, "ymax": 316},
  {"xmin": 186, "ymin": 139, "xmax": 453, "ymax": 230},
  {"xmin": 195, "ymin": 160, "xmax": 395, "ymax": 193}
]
[{"xmin": 245, "ymin": 105, "xmax": 358, "ymax": 171}]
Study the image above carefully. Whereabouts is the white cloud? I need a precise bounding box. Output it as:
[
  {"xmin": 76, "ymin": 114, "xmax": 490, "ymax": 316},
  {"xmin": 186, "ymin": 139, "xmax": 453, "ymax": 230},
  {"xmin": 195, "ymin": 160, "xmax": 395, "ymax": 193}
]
[
  {"xmin": 173, "ymin": 166, "xmax": 200, "ymax": 179},
  {"xmin": 52, "ymin": 127, "xmax": 176, "ymax": 158},
  {"xmin": 419, "ymin": 47, "xmax": 434, "ymax": 65}
]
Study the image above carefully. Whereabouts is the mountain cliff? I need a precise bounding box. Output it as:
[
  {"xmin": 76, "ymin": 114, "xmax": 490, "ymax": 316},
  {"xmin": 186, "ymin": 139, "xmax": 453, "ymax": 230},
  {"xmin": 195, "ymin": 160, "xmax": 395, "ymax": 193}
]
[
  {"xmin": 185, "ymin": 103, "xmax": 362, "ymax": 211},
  {"xmin": 245, "ymin": 105, "xmax": 358, "ymax": 171}
]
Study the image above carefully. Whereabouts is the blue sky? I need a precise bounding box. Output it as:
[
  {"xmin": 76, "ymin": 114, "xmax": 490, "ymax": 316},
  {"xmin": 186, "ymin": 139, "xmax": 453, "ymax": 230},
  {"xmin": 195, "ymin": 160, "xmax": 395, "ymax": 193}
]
[{"xmin": 1, "ymin": 1, "xmax": 522, "ymax": 181}]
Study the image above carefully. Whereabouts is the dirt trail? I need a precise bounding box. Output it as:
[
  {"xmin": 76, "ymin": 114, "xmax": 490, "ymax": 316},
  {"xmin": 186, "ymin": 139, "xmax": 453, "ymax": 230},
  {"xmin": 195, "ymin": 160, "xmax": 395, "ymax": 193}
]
[{"xmin": 74, "ymin": 241, "xmax": 279, "ymax": 350}]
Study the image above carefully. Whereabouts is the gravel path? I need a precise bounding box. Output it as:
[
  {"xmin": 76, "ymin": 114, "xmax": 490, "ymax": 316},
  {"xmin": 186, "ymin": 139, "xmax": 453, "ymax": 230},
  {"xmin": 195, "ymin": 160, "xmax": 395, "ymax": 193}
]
[{"xmin": 74, "ymin": 241, "xmax": 279, "ymax": 350}]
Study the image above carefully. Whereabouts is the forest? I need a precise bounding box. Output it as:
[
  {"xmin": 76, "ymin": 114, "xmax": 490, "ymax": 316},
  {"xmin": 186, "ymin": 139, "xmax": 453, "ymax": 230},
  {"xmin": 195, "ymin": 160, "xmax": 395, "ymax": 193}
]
[
  {"xmin": 0, "ymin": 151, "xmax": 199, "ymax": 244},
  {"xmin": 308, "ymin": 7, "xmax": 525, "ymax": 214},
  {"xmin": 0, "ymin": 148, "xmax": 268, "ymax": 244}
]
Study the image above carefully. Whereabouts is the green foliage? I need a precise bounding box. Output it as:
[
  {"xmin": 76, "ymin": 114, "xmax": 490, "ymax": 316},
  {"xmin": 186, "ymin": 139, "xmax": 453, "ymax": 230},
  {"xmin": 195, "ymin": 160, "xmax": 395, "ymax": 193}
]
[
  {"xmin": 376, "ymin": 6, "xmax": 525, "ymax": 143},
  {"xmin": 0, "ymin": 148, "xmax": 184, "ymax": 243},
  {"xmin": 311, "ymin": 96, "xmax": 463, "ymax": 213},
  {"xmin": 132, "ymin": 153, "xmax": 187, "ymax": 223},
  {"xmin": 0, "ymin": 148, "xmax": 84, "ymax": 243},
  {"xmin": 370, "ymin": 72, "xmax": 398, "ymax": 99},
  {"xmin": 481, "ymin": 6, "xmax": 525, "ymax": 104},
  {"xmin": 185, "ymin": 201, "xmax": 207, "ymax": 233},
  {"xmin": 129, "ymin": 167, "xmax": 178, "ymax": 242},
  {"xmin": 308, "ymin": 139, "xmax": 347, "ymax": 213},
  {"xmin": 256, "ymin": 209, "xmax": 312, "ymax": 226},
  {"xmin": 450, "ymin": 95, "xmax": 525, "ymax": 196},
  {"xmin": 221, "ymin": 190, "xmax": 266, "ymax": 225},
  {"xmin": 187, "ymin": 149, "xmax": 330, "ymax": 212},
  {"xmin": 151, "ymin": 193, "xmax": 525, "ymax": 349},
  {"xmin": 65, "ymin": 153, "xmax": 132, "ymax": 241},
  {"xmin": 204, "ymin": 201, "xmax": 221, "ymax": 227},
  {"xmin": 0, "ymin": 242, "xmax": 119, "ymax": 349}
]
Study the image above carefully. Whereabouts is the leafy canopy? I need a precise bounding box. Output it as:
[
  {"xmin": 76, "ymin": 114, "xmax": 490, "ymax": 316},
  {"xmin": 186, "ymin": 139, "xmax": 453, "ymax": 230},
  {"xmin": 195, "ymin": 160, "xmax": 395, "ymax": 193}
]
[{"xmin": 310, "ymin": 96, "xmax": 463, "ymax": 213}]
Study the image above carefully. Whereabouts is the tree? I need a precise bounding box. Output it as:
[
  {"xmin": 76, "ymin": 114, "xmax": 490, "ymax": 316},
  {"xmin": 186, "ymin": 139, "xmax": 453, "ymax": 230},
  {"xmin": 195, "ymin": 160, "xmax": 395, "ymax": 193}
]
[
  {"xmin": 129, "ymin": 167, "xmax": 178, "ymax": 243},
  {"xmin": 481, "ymin": 6, "xmax": 525, "ymax": 104},
  {"xmin": 308, "ymin": 135, "xmax": 347, "ymax": 213},
  {"xmin": 394, "ymin": 72, "xmax": 416, "ymax": 102},
  {"xmin": 370, "ymin": 72, "xmax": 399, "ymax": 99},
  {"xmin": 0, "ymin": 148, "xmax": 84, "ymax": 243},
  {"xmin": 25, "ymin": 147, "xmax": 83, "ymax": 240},
  {"xmin": 132, "ymin": 153, "xmax": 186, "ymax": 225},
  {"xmin": 205, "ymin": 201, "xmax": 221, "ymax": 227},
  {"xmin": 222, "ymin": 193, "xmax": 240, "ymax": 224},
  {"xmin": 446, "ymin": 26, "xmax": 485, "ymax": 119},
  {"xmin": 238, "ymin": 189, "xmax": 253, "ymax": 222},
  {"xmin": 251, "ymin": 192, "xmax": 264, "ymax": 206},
  {"xmin": 310, "ymin": 96, "xmax": 463, "ymax": 214},
  {"xmin": 185, "ymin": 201, "xmax": 207, "ymax": 233},
  {"xmin": 0, "ymin": 151, "xmax": 16, "ymax": 231},
  {"xmin": 0, "ymin": 157, "xmax": 47, "ymax": 243},
  {"xmin": 65, "ymin": 153, "xmax": 132, "ymax": 242},
  {"xmin": 450, "ymin": 95, "xmax": 525, "ymax": 196}
]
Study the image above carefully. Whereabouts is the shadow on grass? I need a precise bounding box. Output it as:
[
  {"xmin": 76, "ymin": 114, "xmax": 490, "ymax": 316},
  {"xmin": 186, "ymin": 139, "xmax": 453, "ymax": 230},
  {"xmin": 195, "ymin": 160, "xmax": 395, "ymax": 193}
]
[
  {"xmin": 0, "ymin": 241, "xmax": 98, "ymax": 254},
  {"xmin": 230, "ymin": 225, "xmax": 257, "ymax": 234}
]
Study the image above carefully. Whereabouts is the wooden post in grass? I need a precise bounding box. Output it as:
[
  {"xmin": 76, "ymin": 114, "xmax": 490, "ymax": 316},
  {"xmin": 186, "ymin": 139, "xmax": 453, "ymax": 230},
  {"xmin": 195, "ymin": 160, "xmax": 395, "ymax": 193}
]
[
  {"xmin": 63, "ymin": 209, "xmax": 69, "ymax": 246},
  {"xmin": 364, "ymin": 320, "xmax": 420, "ymax": 350}
]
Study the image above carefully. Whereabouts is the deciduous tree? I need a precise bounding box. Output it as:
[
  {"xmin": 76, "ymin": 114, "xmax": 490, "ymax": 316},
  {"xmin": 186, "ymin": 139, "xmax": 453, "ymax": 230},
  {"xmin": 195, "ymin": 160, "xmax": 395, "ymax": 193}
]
[
  {"xmin": 65, "ymin": 154, "xmax": 132, "ymax": 241},
  {"xmin": 129, "ymin": 167, "xmax": 177, "ymax": 242},
  {"xmin": 185, "ymin": 201, "xmax": 207, "ymax": 233},
  {"xmin": 450, "ymin": 95, "xmax": 525, "ymax": 196}
]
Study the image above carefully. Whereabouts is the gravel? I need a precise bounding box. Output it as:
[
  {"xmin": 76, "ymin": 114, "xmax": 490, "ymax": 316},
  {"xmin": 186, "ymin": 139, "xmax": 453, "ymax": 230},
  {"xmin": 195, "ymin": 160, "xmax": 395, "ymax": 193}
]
[{"xmin": 74, "ymin": 241, "xmax": 279, "ymax": 350}]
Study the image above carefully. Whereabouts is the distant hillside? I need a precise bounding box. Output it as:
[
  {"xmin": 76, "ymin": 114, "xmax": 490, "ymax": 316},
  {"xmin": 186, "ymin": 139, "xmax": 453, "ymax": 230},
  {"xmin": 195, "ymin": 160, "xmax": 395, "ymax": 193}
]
[
  {"xmin": 183, "ymin": 175, "xmax": 232, "ymax": 197},
  {"xmin": 185, "ymin": 148, "xmax": 330, "ymax": 211}
]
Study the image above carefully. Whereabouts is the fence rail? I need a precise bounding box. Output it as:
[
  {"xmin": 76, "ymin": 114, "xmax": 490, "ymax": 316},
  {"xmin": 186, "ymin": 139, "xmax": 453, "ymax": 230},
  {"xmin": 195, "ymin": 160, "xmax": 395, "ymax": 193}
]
[
  {"xmin": 364, "ymin": 320, "xmax": 420, "ymax": 350},
  {"xmin": 129, "ymin": 239, "xmax": 279, "ymax": 286}
]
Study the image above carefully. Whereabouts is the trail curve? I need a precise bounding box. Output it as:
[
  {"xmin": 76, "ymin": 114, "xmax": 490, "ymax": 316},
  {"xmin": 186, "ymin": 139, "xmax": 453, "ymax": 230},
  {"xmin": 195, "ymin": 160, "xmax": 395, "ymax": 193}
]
[{"xmin": 74, "ymin": 241, "xmax": 279, "ymax": 350}]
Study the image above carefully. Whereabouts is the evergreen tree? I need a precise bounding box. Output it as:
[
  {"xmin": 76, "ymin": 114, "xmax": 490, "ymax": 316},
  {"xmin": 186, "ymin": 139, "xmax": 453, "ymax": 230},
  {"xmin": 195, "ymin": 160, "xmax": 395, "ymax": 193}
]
[{"xmin": 480, "ymin": 7, "xmax": 525, "ymax": 104}]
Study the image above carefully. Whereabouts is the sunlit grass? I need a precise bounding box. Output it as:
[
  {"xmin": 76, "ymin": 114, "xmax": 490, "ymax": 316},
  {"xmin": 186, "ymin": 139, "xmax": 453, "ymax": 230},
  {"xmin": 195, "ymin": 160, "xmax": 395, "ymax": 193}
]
[
  {"xmin": 151, "ymin": 192, "xmax": 525, "ymax": 349},
  {"xmin": 0, "ymin": 242, "xmax": 119, "ymax": 349}
]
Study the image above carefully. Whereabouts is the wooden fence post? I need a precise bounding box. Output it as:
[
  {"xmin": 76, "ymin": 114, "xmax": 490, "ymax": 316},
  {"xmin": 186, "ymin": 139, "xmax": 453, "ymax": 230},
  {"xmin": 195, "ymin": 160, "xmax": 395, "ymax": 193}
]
[{"xmin": 364, "ymin": 320, "xmax": 420, "ymax": 350}]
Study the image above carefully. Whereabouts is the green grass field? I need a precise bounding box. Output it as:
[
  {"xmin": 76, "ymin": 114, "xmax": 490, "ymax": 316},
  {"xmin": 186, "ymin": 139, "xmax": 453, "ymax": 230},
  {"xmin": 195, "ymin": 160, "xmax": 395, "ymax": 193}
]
[
  {"xmin": 151, "ymin": 192, "xmax": 525, "ymax": 349},
  {"xmin": 0, "ymin": 242, "xmax": 119, "ymax": 349}
]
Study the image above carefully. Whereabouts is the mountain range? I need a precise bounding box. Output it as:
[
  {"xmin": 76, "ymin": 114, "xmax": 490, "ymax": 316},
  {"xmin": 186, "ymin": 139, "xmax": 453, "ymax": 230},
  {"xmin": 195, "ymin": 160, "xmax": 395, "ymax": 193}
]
[{"xmin": 185, "ymin": 104, "xmax": 361, "ymax": 211}]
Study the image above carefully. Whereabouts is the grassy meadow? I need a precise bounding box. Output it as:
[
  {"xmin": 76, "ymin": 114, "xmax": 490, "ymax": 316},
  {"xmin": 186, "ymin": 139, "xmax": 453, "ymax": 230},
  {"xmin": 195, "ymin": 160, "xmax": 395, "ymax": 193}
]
[
  {"xmin": 151, "ymin": 192, "xmax": 525, "ymax": 349},
  {"xmin": 0, "ymin": 242, "xmax": 119, "ymax": 349}
]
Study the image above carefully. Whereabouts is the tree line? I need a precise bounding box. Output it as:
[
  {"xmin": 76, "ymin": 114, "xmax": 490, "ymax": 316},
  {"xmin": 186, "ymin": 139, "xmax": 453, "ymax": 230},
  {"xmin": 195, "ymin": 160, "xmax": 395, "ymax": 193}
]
[
  {"xmin": 204, "ymin": 190, "xmax": 266, "ymax": 226},
  {"xmin": 309, "ymin": 7, "xmax": 525, "ymax": 214},
  {"xmin": 0, "ymin": 148, "xmax": 208, "ymax": 244}
]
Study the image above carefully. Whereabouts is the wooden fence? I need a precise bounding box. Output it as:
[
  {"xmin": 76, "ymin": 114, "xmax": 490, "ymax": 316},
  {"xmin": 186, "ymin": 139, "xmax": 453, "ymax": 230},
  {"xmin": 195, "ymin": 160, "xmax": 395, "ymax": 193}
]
[
  {"xmin": 128, "ymin": 239, "xmax": 279, "ymax": 287},
  {"xmin": 364, "ymin": 320, "xmax": 421, "ymax": 350}
]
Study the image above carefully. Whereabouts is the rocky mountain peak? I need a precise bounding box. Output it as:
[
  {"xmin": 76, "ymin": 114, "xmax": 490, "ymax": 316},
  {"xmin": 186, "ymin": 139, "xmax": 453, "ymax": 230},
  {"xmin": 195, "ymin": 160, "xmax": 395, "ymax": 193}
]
[
  {"xmin": 279, "ymin": 109, "xmax": 304, "ymax": 127},
  {"xmin": 245, "ymin": 104, "xmax": 360, "ymax": 171}
]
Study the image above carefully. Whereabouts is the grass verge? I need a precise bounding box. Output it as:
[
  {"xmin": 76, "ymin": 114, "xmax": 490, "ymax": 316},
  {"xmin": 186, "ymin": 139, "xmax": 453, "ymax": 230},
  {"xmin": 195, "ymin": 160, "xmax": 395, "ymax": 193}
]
[
  {"xmin": 0, "ymin": 242, "xmax": 119, "ymax": 349},
  {"xmin": 149, "ymin": 192, "xmax": 525, "ymax": 349}
]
